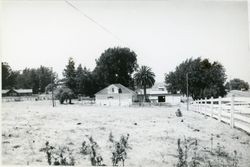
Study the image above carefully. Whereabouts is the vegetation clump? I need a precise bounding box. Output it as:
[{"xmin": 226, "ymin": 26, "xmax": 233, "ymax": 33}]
[
  {"xmin": 109, "ymin": 133, "xmax": 130, "ymax": 167},
  {"xmin": 80, "ymin": 136, "xmax": 105, "ymax": 166},
  {"xmin": 176, "ymin": 137, "xmax": 240, "ymax": 167},
  {"xmin": 40, "ymin": 141, "xmax": 75, "ymax": 166}
]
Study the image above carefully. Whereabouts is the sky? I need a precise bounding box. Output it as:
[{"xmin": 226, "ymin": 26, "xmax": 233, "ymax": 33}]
[{"xmin": 1, "ymin": 0, "xmax": 250, "ymax": 84}]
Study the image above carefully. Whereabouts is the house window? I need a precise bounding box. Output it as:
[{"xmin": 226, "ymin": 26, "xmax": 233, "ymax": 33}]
[
  {"xmin": 118, "ymin": 88, "xmax": 122, "ymax": 93},
  {"xmin": 112, "ymin": 88, "xmax": 114, "ymax": 92},
  {"xmin": 159, "ymin": 88, "xmax": 164, "ymax": 91},
  {"xmin": 158, "ymin": 96, "xmax": 165, "ymax": 102}
]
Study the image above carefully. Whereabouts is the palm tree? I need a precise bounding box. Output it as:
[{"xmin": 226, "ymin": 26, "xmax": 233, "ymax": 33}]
[{"xmin": 134, "ymin": 65, "xmax": 155, "ymax": 102}]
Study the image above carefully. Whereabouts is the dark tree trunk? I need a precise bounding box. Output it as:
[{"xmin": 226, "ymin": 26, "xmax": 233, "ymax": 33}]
[{"xmin": 143, "ymin": 85, "xmax": 147, "ymax": 102}]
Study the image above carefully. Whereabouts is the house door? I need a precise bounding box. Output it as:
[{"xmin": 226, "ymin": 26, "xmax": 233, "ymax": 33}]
[{"xmin": 158, "ymin": 96, "xmax": 165, "ymax": 102}]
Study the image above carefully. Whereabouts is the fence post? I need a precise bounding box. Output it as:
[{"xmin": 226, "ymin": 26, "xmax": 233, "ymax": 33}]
[
  {"xmin": 198, "ymin": 100, "xmax": 200, "ymax": 112},
  {"xmin": 211, "ymin": 97, "xmax": 214, "ymax": 117},
  {"xmin": 195, "ymin": 100, "xmax": 197, "ymax": 111},
  {"xmin": 230, "ymin": 94, "xmax": 235, "ymax": 128},
  {"xmin": 219, "ymin": 96, "xmax": 222, "ymax": 122},
  {"xmin": 204, "ymin": 97, "xmax": 207, "ymax": 113}
]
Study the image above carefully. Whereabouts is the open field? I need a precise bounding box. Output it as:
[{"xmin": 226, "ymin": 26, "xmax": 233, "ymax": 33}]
[{"xmin": 2, "ymin": 101, "xmax": 250, "ymax": 166}]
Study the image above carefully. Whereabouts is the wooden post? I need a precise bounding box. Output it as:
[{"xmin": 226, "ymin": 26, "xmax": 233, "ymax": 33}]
[
  {"xmin": 204, "ymin": 97, "xmax": 207, "ymax": 113},
  {"xmin": 198, "ymin": 100, "xmax": 200, "ymax": 112},
  {"xmin": 195, "ymin": 100, "xmax": 197, "ymax": 111},
  {"xmin": 211, "ymin": 97, "xmax": 214, "ymax": 117},
  {"xmin": 230, "ymin": 94, "xmax": 235, "ymax": 128},
  {"xmin": 219, "ymin": 96, "xmax": 222, "ymax": 122}
]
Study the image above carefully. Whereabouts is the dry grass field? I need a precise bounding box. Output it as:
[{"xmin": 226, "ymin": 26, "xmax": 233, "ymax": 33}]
[{"xmin": 2, "ymin": 100, "xmax": 250, "ymax": 166}]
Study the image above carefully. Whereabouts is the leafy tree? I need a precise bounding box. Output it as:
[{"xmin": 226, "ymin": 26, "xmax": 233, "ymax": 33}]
[
  {"xmin": 45, "ymin": 83, "xmax": 57, "ymax": 94},
  {"xmin": 75, "ymin": 64, "xmax": 85, "ymax": 95},
  {"xmin": 63, "ymin": 57, "xmax": 76, "ymax": 94},
  {"xmin": 55, "ymin": 86, "xmax": 74, "ymax": 104},
  {"xmin": 1, "ymin": 62, "xmax": 18, "ymax": 89},
  {"xmin": 225, "ymin": 78, "xmax": 249, "ymax": 91},
  {"xmin": 133, "ymin": 65, "xmax": 155, "ymax": 102},
  {"xmin": 165, "ymin": 57, "xmax": 227, "ymax": 100},
  {"xmin": 81, "ymin": 67, "xmax": 96, "ymax": 97},
  {"xmin": 93, "ymin": 47, "xmax": 138, "ymax": 91},
  {"xmin": 14, "ymin": 66, "xmax": 56, "ymax": 94},
  {"xmin": 37, "ymin": 66, "xmax": 56, "ymax": 93},
  {"xmin": 75, "ymin": 64, "xmax": 96, "ymax": 97}
]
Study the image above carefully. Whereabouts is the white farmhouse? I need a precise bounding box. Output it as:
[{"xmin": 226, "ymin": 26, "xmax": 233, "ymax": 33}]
[{"xmin": 95, "ymin": 84, "xmax": 137, "ymax": 106}]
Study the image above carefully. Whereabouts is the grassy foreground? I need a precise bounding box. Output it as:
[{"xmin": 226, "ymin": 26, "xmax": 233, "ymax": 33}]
[{"xmin": 2, "ymin": 101, "xmax": 250, "ymax": 166}]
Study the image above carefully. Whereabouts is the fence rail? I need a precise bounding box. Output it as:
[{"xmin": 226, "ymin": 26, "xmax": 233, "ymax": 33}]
[
  {"xmin": 2, "ymin": 95, "xmax": 53, "ymax": 102},
  {"xmin": 190, "ymin": 95, "xmax": 250, "ymax": 134}
]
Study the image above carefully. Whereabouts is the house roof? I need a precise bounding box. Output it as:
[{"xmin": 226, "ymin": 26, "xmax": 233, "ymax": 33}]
[
  {"xmin": 95, "ymin": 84, "xmax": 136, "ymax": 95},
  {"xmin": 14, "ymin": 89, "xmax": 33, "ymax": 93},
  {"xmin": 2, "ymin": 90, "xmax": 9, "ymax": 94},
  {"xmin": 2, "ymin": 89, "xmax": 32, "ymax": 94}
]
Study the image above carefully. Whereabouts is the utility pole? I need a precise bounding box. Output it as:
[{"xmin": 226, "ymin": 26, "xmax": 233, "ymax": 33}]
[
  {"xmin": 186, "ymin": 73, "xmax": 189, "ymax": 111},
  {"xmin": 51, "ymin": 67, "xmax": 55, "ymax": 107}
]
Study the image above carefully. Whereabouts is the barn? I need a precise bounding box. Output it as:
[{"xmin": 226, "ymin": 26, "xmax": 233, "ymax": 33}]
[{"xmin": 95, "ymin": 84, "xmax": 137, "ymax": 106}]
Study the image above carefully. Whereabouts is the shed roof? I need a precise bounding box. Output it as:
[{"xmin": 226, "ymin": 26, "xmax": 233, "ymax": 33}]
[
  {"xmin": 14, "ymin": 89, "xmax": 33, "ymax": 93},
  {"xmin": 2, "ymin": 90, "xmax": 9, "ymax": 94},
  {"xmin": 95, "ymin": 84, "xmax": 136, "ymax": 95}
]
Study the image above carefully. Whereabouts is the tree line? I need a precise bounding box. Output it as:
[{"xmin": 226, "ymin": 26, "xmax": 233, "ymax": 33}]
[
  {"xmin": 2, "ymin": 47, "xmax": 249, "ymax": 101},
  {"xmin": 2, "ymin": 62, "xmax": 56, "ymax": 94},
  {"xmin": 164, "ymin": 57, "xmax": 249, "ymax": 100},
  {"xmin": 62, "ymin": 47, "xmax": 154, "ymax": 100}
]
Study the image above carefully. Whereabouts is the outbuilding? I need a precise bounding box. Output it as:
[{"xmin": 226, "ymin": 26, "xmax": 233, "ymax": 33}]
[
  {"xmin": 2, "ymin": 88, "xmax": 33, "ymax": 96},
  {"xmin": 95, "ymin": 84, "xmax": 137, "ymax": 106}
]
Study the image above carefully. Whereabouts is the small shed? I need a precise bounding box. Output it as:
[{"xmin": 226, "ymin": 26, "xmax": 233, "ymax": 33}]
[
  {"xmin": 2, "ymin": 90, "xmax": 9, "ymax": 97},
  {"xmin": 3, "ymin": 89, "xmax": 33, "ymax": 96},
  {"xmin": 95, "ymin": 84, "xmax": 137, "ymax": 106}
]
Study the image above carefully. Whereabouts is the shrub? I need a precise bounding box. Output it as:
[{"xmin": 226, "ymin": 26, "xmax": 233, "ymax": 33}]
[
  {"xmin": 55, "ymin": 86, "xmax": 74, "ymax": 104},
  {"xmin": 175, "ymin": 137, "xmax": 240, "ymax": 167},
  {"xmin": 109, "ymin": 133, "xmax": 130, "ymax": 167},
  {"xmin": 80, "ymin": 136, "xmax": 104, "ymax": 166},
  {"xmin": 40, "ymin": 141, "xmax": 75, "ymax": 166}
]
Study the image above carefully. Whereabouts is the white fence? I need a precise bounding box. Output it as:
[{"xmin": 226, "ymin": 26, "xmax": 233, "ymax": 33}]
[
  {"xmin": 2, "ymin": 95, "xmax": 53, "ymax": 102},
  {"xmin": 190, "ymin": 96, "xmax": 250, "ymax": 134}
]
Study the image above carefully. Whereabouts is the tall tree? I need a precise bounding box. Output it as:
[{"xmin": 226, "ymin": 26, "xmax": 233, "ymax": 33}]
[
  {"xmin": 63, "ymin": 57, "xmax": 76, "ymax": 94},
  {"xmin": 14, "ymin": 67, "xmax": 56, "ymax": 94},
  {"xmin": 82, "ymin": 67, "xmax": 96, "ymax": 97},
  {"xmin": 37, "ymin": 66, "xmax": 56, "ymax": 93},
  {"xmin": 93, "ymin": 47, "xmax": 138, "ymax": 91},
  {"xmin": 165, "ymin": 57, "xmax": 227, "ymax": 100},
  {"xmin": 2, "ymin": 62, "xmax": 18, "ymax": 89},
  {"xmin": 134, "ymin": 65, "xmax": 155, "ymax": 102},
  {"xmin": 75, "ymin": 64, "xmax": 85, "ymax": 95},
  {"xmin": 225, "ymin": 78, "xmax": 249, "ymax": 91}
]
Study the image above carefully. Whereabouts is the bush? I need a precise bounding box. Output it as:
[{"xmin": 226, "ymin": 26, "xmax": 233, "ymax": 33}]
[
  {"xmin": 40, "ymin": 141, "xmax": 75, "ymax": 166},
  {"xmin": 109, "ymin": 133, "xmax": 130, "ymax": 167},
  {"xmin": 80, "ymin": 136, "xmax": 104, "ymax": 166},
  {"xmin": 55, "ymin": 86, "xmax": 74, "ymax": 104}
]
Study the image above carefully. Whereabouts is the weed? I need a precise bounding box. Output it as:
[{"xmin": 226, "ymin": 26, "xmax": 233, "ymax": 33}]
[
  {"xmin": 109, "ymin": 133, "xmax": 130, "ymax": 167},
  {"xmin": 175, "ymin": 136, "xmax": 240, "ymax": 167},
  {"xmin": 177, "ymin": 138, "xmax": 187, "ymax": 167},
  {"xmin": 80, "ymin": 136, "xmax": 105, "ymax": 166},
  {"xmin": 40, "ymin": 141, "xmax": 75, "ymax": 166},
  {"xmin": 109, "ymin": 132, "xmax": 114, "ymax": 143},
  {"xmin": 39, "ymin": 141, "xmax": 54, "ymax": 165}
]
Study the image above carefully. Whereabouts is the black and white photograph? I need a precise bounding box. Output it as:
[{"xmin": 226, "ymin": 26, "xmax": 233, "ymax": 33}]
[{"xmin": 1, "ymin": 0, "xmax": 250, "ymax": 166}]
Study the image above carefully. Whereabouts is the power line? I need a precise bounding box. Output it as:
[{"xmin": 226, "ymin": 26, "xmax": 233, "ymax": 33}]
[{"xmin": 64, "ymin": 0, "xmax": 124, "ymax": 43}]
